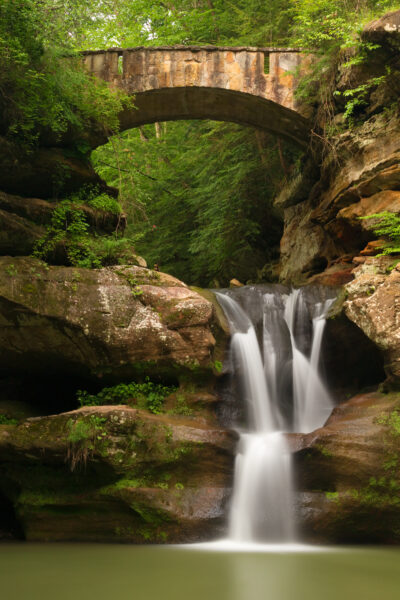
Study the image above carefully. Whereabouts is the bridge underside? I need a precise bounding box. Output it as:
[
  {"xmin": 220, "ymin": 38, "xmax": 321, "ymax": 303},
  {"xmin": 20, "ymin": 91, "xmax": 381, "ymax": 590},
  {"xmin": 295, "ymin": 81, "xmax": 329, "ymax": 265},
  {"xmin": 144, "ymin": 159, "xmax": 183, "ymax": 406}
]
[{"xmin": 118, "ymin": 87, "xmax": 310, "ymax": 148}]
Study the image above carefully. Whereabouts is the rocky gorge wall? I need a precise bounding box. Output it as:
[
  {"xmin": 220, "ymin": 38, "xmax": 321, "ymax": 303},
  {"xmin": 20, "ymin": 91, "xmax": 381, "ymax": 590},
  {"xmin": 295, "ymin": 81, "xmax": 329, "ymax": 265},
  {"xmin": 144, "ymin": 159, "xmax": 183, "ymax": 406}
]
[
  {"xmin": 1, "ymin": 10, "xmax": 400, "ymax": 545},
  {"xmin": 277, "ymin": 10, "xmax": 400, "ymax": 543},
  {"xmin": 278, "ymin": 11, "xmax": 400, "ymax": 287}
]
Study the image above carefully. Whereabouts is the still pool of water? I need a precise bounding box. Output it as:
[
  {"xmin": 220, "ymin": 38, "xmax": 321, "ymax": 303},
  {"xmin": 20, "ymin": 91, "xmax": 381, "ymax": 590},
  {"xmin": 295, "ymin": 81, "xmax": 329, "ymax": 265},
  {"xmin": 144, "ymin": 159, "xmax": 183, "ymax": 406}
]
[{"xmin": 1, "ymin": 544, "xmax": 400, "ymax": 600}]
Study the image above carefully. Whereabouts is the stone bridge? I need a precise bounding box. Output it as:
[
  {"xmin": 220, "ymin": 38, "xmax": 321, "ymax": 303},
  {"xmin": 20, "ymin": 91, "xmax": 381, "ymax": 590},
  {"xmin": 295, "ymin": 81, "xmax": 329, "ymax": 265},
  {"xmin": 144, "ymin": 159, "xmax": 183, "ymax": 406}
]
[{"xmin": 83, "ymin": 46, "xmax": 311, "ymax": 147}]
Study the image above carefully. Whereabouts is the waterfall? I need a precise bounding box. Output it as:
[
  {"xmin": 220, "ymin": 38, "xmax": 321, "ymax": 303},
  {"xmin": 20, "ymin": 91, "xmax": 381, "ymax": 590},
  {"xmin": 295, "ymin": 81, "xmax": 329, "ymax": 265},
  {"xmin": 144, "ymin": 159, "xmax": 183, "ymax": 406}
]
[{"xmin": 216, "ymin": 286, "xmax": 335, "ymax": 545}]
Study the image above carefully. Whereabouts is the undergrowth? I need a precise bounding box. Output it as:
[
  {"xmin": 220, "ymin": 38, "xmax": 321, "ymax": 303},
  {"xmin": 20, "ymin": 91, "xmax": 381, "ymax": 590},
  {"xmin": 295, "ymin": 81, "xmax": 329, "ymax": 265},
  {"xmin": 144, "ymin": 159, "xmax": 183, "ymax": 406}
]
[
  {"xmin": 0, "ymin": 414, "xmax": 18, "ymax": 425},
  {"xmin": 32, "ymin": 186, "xmax": 142, "ymax": 268},
  {"xmin": 77, "ymin": 379, "xmax": 178, "ymax": 414}
]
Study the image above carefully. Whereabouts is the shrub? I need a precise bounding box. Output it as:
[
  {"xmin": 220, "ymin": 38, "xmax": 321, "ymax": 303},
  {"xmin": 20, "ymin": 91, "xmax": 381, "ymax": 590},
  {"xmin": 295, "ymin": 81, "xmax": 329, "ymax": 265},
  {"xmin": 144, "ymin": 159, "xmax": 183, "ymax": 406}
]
[{"xmin": 77, "ymin": 379, "xmax": 177, "ymax": 414}]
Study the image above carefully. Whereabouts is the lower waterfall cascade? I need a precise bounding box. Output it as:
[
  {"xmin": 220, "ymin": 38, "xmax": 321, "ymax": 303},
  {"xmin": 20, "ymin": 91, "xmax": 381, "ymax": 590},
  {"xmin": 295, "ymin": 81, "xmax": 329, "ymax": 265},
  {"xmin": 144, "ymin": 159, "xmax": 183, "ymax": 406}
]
[{"xmin": 216, "ymin": 286, "xmax": 336, "ymax": 545}]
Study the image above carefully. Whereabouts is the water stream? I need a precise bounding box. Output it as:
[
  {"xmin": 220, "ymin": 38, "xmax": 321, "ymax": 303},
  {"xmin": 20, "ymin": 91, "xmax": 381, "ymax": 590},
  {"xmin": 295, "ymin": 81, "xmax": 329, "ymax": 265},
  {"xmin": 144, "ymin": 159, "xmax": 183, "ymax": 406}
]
[{"xmin": 216, "ymin": 286, "xmax": 335, "ymax": 545}]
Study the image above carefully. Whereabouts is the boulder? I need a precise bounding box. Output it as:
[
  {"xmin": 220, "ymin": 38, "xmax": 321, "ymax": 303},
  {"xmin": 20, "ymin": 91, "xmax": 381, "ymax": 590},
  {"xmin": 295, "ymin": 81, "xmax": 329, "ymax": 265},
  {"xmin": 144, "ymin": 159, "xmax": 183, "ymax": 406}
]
[
  {"xmin": 293, "ymin": 391, "xmax": 400, "ymax": 543},
  {"xmin": 0, "ymin": 405, "xmax": 237, "ymax": 542},
  {"xmin": 229, "ymin": 279, "xmax": 243, "ymax": 288},
  {"xmin": 0, "ymin": 257, "xmax": 221, "ymax": 382}
]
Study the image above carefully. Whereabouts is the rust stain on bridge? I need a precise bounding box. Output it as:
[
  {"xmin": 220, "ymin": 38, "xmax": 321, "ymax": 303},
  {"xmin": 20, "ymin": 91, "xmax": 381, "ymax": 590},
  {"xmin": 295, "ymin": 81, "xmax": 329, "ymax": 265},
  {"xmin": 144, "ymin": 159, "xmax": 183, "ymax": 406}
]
[{"xmin": 83, "ymin": 46, "xmax": 311, "ymax": 147}]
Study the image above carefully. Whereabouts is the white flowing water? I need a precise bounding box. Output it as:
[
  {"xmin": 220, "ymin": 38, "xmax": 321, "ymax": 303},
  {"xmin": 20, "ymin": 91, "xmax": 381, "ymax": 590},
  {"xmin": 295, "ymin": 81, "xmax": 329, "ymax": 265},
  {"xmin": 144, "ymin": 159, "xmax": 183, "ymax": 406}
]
[{"xmin": 216, "ymin": 286, "xmax": 335, "ymax": 545}]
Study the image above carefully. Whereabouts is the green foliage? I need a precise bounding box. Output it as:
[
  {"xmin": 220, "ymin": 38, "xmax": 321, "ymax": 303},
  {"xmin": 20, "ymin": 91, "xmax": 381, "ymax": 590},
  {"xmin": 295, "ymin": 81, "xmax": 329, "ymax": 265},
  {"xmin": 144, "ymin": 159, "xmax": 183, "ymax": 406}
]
[
  {"xmin": 77, "ymin": 378, "xmax": 178, "ymax": 414},
  {"xmin": 0, "ymin": 0, "xmax": 131, "ymax": 145},
  {"xmin": 336, "ymin": 75, "xmax": 387, "ymax": 123},
  {"xmin": 292, "ymin": 1, "xmax": 400, "ymax": 130},
  {"xmin": 170, "ymin": 394, "xmax": 194, "ymax": 417},
  {"xmin": 325, "ymin": 491, "xmax": 339, "ymax": 502},
  {"xmin": 32, "ymin": 187, "xmax": 142, "ymax": 268},
  {"xmin": 67, "ymin": 415, "xmax": 107, "ymax": 443},
  {"xmin": 378, "ymin": 408, "xmax": 400, "ymax": 436},
  {"xmin": 33, "ymin": 199, "xmax": 95, "ymax": 266},
  {"xmin": 5, "ymin": 264, "xmax": 17, "ymax": 277},
  {"xmin": 292, "ymin": 0, "xmax": 400, "ymax": 49},
  {"xmin": 0, "ymin": 414, "xmax": 18, "ymax": 425},
  {"xmin": 64, "ymin": 0, "xmax": 295, "ymax": 49},
  {"xmin": 93, "ymin": 121, "xmax": 290, "ymax": 286},
  {"xmin": 360, "ymin": 212, "xmax": 400, "ymax": 256},
  {"xmin": 87, "ymin": 193, "xmax": 122, "ymax": 215},
  {"xmin": 116, "ymin": 271, "xmax": 144, "ymax": 297},
  {"xmin": 213, "ymin": 361, "xmax": 223, "ymax": 373},
  {"xmin": 66, "ymin": 415, "xmax": 107, "ymax": 470}
]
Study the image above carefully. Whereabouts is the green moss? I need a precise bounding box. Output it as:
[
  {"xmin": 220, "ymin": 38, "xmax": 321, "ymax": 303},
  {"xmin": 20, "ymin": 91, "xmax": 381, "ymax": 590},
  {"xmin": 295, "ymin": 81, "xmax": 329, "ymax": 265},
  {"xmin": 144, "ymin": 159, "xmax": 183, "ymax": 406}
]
[
  {"xmin": 325, "ymin": 491, "xmax": 339, "ymax": 502},
  {"xmin": 100, "ymin": 478, "xmax": 144, "ymax": 494},
  {"xmin": 130, "ymin": 504, "xmax": 169, "ymax": 526},
  {"xmin": 17, "ymin": 490, "xmax": 67, "ymax": 507},
  {"xmin": 378, "ymin": 408, "xmax": 400, "ymax": 437},
  {"xmin": 316, "ymin": 444, "xmax": 333, "ymax": 458},
  {"xmin": 168, "ymin": 393, "xmax": 194, "ymax": 417},
  {"xmin": 22, "ymin": 283, "xmax": 37, "ymax": 295},
  {"xmin": 5, "ymin": 264, "xmax": 17, "ymax": 276}
]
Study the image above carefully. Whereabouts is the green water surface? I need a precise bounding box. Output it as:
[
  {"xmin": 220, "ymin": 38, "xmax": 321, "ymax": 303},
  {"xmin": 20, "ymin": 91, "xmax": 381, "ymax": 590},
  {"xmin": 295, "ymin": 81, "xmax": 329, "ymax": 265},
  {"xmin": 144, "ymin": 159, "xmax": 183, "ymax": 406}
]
[{"xmin": 1, "ymin": 544, "xmax": 400, "ymax": 600}]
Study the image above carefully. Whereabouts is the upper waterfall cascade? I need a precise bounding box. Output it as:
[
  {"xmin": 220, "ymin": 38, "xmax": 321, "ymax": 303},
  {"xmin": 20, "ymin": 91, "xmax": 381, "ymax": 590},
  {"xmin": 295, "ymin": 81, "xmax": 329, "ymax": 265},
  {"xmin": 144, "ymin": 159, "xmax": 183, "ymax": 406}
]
[{"xmin": 216, "ymin": 285, "xmax": 335, "ymax": 544}]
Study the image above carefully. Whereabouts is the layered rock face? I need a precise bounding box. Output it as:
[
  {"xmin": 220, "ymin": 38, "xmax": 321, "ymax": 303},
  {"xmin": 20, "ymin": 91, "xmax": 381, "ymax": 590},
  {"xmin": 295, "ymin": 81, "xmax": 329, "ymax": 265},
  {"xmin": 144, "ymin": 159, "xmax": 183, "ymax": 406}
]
[
  {"xmin": 0, "ymin": 405, "xmax": 236, "ymax": 542},
  {"xmin": 0, "ymin": 65, "xmax": 235, "ymax": 541},
  {"xmin": 293, "ymin": 391, "xmax": 400, "ymax": 543},
  {"xmin": 278, "ymin": 10, "xmax": 400, "ymax": 285},
  {"xmin": 279, "ymin": 111, "xmax": 400, "ymax": 284},
  {"xmin": 0, "ymin": 256, "xmax": 232, "ymax": 541},
  {"xmin": 0, "ymin": 191, "xmax": 124, "ymax": 257}
]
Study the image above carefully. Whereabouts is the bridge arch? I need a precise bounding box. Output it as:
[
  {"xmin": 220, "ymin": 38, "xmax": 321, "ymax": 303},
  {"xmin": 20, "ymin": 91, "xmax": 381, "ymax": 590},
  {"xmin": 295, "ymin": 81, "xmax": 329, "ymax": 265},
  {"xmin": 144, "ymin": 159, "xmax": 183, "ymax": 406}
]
[{"xmin": 83, "ymin": 47, "xmax": 311, "ymax": 148}]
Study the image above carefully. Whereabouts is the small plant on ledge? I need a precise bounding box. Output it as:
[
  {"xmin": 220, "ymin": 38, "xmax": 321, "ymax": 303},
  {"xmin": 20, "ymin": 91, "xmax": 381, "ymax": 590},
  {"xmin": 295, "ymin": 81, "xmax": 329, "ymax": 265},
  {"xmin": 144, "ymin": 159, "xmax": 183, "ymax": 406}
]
[
  {"xmin": 77, "ymin": 379, "xmax": 177, "ymax": 415},
  {"xmin": 360, "ymin": 212, "xmax": 400, "ymax": 259}
]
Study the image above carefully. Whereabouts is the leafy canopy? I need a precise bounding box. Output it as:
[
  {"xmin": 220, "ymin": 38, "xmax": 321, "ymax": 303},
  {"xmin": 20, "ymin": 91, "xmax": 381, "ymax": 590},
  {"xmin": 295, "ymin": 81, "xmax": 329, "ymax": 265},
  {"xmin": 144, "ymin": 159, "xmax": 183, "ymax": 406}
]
[{"xmin": 0, "ymin": 0, "xmax": 131, "ymax": 144}]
